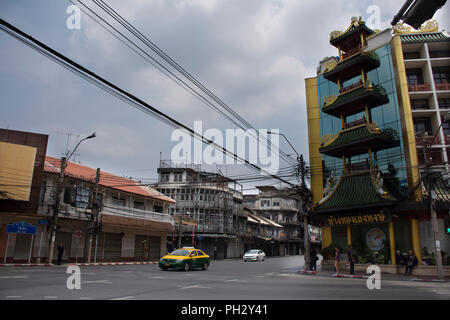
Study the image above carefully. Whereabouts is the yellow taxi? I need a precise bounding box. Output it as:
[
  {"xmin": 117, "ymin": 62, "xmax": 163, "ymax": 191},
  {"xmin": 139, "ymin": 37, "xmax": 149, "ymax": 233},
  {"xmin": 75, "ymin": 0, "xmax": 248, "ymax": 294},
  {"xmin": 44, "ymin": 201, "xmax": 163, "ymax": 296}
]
[{"xmin": 159, "ymin": 247, "xmax": 210, "ymax": 271}]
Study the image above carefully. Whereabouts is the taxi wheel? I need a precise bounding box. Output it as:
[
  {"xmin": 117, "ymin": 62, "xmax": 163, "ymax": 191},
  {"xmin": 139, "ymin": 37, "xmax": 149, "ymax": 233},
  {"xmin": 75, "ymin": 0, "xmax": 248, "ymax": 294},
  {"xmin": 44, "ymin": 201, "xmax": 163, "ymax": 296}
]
[
  {"xmin": 184, "ymin": 262, "xmax": 191, "ymax": 271},
  {"xmin": 202, "ymin": 262, "xmax": 209, "ymax": 270}
]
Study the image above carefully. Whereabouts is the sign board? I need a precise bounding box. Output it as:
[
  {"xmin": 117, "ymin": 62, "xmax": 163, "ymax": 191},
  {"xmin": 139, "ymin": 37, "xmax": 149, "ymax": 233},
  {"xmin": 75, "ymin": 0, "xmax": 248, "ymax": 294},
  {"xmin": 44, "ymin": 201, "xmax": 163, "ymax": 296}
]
[
  {"xmin": 6, "ymin": 221, "xmax": 37, "ymax": 234},
  {"xmin": 323, "ymin": 211, "xmax": 391, "ymax": 227}
]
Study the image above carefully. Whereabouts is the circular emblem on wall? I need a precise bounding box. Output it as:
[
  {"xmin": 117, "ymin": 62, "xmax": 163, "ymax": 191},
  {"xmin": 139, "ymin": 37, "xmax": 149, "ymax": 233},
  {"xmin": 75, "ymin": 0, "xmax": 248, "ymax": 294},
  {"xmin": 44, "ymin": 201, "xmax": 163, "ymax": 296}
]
[{"xmin": 365, "ymin": 228, "xmax": 386, "ymax": 251}]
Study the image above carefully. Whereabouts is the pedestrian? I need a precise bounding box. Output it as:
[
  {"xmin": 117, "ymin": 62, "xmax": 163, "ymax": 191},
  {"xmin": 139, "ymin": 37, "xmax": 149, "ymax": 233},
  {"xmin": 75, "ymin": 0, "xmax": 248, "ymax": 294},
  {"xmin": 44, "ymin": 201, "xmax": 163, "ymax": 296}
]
[
  {"xmin": 56, "ymin": 242, "xmax": 65, "ymax": 266},
  {"xmin": 395, "ymin": 250, "xmax": 404, "ymax": 266},
  {"xmin": 310, "ymin": 247, "xmax": 317, "ymax": 271},
  {"xmin": 347, "ymin": 245, "xmax": 355, "ymax": 275},
  {"xmin": 334, "ymin": 247, "xmax": 340, "ymax": 274},
  {"xmin": 405, "ymin": 249, "xmax": 418, "ymax": 276}
]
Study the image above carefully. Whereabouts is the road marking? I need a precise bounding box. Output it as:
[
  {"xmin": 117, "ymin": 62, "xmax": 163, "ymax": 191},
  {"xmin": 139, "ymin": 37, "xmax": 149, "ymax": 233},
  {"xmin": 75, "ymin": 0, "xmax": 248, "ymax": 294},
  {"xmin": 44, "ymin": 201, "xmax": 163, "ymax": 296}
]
[
  {"xmin": 432, "ymin": 289, "xmax": 450, "ymax": 295},
  {"xmin": 0, "ymin": 275, "xmax": 28, "ymax": 279},
  {"xmin": 178, "ymin": 284, "xmax": 212, "ymax": 290},
  {"xmin": 224, "ymin": 279, "xmax": 246, "ymax": 282},
  {"xmin": 82, "ymin": 280, "xmax": 112, "ymax": 284},
  {"xmin": 44, "ymin": 296, "xmax": 58, "ymax": 299},
  {"xmin": 151, "ymin": 276, "xmax": 168, "ymax": 279},
  {"xmin": 5, "ymin": 296, "xmax": 22, "ymax": 299},
  {"xmin": 110, "ymin": 296, "xmax": 136, "ymax": 300},
  {"xmin": 79, "ymin": 297, "xmax": 93, "ymax": 300}
]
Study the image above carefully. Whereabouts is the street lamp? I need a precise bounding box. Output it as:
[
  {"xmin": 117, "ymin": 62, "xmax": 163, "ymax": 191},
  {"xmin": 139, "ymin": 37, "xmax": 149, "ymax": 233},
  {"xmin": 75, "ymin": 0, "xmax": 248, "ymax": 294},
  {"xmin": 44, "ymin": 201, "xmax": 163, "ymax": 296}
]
[
  {"xmin": 47, "ymin": 132, "xmax": 96, "ymax": 264},
  {"xmin": 267, "ymin": 131, "xmax": 310, "ymax": 269},
  {"xmin": 422, "ymin": 112, "xmax": 449, "ymax": 280}
]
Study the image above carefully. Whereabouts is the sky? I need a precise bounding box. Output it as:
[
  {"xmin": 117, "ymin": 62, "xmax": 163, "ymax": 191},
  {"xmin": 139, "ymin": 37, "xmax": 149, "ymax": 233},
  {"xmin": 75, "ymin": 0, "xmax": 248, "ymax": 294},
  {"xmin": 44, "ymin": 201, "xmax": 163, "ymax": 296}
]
[{"xmin": 1, "ymin": 0, "xmax": 449, "ymax": 193}]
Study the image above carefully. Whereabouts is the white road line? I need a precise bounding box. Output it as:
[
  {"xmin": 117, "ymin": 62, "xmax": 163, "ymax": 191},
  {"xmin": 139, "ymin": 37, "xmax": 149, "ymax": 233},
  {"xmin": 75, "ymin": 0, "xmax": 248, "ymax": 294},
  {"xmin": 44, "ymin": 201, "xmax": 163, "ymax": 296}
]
[
  {"xmin": 178, "ymin": 284, "xmax": 212, "ymax": 290},
  {"xmin": 43, "ymin": 296, "xmax": 58, "ymax": 299},
  {"xmin": 79, "ymin": 297, "xmax": 94, "ymax": 300},
  {"xmin": 82, "ymin": 280, "xmax": 112, "ymax": 284},
  {"xmin": 0, "ymin": 275, "xmax": 28, "ymax": 279},
  {"xmin": 6, "ymin": 296, "xmax": 22, "ymax": 299},
  {"xmin": 151, "ymin": 276, "xmax": 168, "ymax": 279},
  {"xmin": 224, "ymin": 279, "xmax": 246, "ymax": 282},
  {"xmin": 110, "ymin": 296, "xmax": 136, "ymax": 300}
]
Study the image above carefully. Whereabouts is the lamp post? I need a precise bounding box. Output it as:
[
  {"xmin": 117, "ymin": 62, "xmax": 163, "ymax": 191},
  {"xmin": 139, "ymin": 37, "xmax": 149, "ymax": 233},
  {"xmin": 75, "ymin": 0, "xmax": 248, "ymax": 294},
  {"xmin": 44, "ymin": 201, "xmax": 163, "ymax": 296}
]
[
  {"xmin": 47, "ymin": 132, "xmax": 96, "ymax": 265},
  {"xmin": 422, "ymin": 112, "xmax": 449, "ymax": 280},
  {"xmin": 267, "ymin": 131, "xmax": 310, "ymax": 269}
]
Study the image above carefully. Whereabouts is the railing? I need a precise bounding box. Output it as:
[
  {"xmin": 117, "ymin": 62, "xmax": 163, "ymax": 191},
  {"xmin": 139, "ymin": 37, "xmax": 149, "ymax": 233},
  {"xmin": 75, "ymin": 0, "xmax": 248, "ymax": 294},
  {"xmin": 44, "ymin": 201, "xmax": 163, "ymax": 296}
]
[
  {"xmin": 345, "ymin": 159, "xmax": 370, "ymax": 173},
  {"xmin": 344, "ymin": 116, "xmax": 367, "ymax": 129},
  {"xmin": 102, "ymin": 204, "xmax": 174, "ymax": 224},
  {"xmin": 416, "ymin": 135, "xmax": 440, "ymax": 146},
  {"xmin": 435, "ymin": 80, "xmax": 449, "ymax": 91},
  {"xmin": 341, "ymin": 44, "xmax": 367, "ymax": 60},
  {"xmin": 408, "ymin": 83, "xmax": 430, "ymax": 92},
  {"xmin": 339, "ymin": 79, "xmax": 363, "ymax": 94}
]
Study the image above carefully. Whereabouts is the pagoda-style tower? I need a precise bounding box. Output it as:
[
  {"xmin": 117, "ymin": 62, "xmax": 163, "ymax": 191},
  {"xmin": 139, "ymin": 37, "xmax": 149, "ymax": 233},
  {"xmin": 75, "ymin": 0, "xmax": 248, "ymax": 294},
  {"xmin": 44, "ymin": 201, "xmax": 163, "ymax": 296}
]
[{"xmin": 315, "ymin": 18, "xmax": 400, "ymax": 219}]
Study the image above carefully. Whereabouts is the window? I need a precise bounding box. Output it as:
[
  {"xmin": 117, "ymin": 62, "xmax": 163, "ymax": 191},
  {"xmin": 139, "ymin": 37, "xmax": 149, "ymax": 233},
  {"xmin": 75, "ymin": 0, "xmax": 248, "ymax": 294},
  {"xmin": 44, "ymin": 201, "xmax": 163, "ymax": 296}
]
[
  {"xmin": 413, "ymin": 118, "xmax": 432, "ymax": 136},
  {"xmin": 134, "ymin": 201, "xmax": 145, "ymax": 210},
  {"xmin": 39, "ymin": 180, "xmax": 47, "ymax": 203},
  {"xmin": 112, "ymin": 196, "xmax": 125, "ymax": 207},
  {"xmin": 161, "ymin": 174, "xmax": 169, "ymax": 182},
  {"xmin": 429, "ymin": 50, "xmax": 450, "ymax": 58},
  {"xmin": 273, "ymin": 201, "xmax": 280, "ymax": 207},
  {"xmin": 439, "ymin": 98, "xmax": 450, "ymax": 109},
  {"xmin": 406, "ymin": 68, "xmax": 424, "ymax": 85},
  {"xmin": 433, "ymin": 66, "xmax": 450, "ymax": 84},
  {"xmin": 261, "ymin": 199, "xmax": 271, "ymax": 207},
  {"xmin": 154, "ymin": 205, "xmax": 163, "ymax": 213},
  {"xmin": 403, "ymin": 51, "xmax": 420, "ymax": 59},
  {"xmin": 442, "ymin": 118, "xmax": 450, "ymax": 136},
  {"xmin": 410, "ymin": 99, "xmax": 428, "ymax": 110}
]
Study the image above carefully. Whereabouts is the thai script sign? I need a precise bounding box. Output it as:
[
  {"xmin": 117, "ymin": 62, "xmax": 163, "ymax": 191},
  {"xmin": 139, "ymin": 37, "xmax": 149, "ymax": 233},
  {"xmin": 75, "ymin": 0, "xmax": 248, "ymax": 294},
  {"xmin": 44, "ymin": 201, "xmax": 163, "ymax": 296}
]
[{"xmin": 324, "ymin": 212, "xmax": 390, "ymax": 226}]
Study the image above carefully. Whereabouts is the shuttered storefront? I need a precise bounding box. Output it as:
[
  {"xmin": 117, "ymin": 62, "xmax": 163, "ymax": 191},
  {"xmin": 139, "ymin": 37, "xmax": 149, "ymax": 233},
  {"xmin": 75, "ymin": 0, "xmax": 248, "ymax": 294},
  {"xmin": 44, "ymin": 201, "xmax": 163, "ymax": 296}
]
[
  {"xmin": 54, "ymin": 231, "xmax": 72, "ymax": 260},
  {"xmin": 134, "ymin": 235, "xmax": 161, "ymax": 261},
  {"xmin": 94, "ymin": 232, "xmax": 122, "ymax": 261}
]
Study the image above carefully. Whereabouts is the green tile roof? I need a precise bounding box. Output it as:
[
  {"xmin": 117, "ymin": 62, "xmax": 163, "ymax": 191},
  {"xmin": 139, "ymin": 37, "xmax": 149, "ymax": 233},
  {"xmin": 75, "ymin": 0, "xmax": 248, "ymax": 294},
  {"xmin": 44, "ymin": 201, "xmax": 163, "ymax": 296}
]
[
  {"xmin": 314, "ymin": 171, "xmax": 396, "ymax": 213},
  {"xmin": 323, "ymin": 83, "xmax": 388, "ymax": 117},
  {"xmin": 330, "ymin": 23, "xmax": 375, "ymax": 47},
  {"xmin": 319, "ymin": 123, "xmax": 399, "ymax": 158},
  {"xmin": 400, "ymin": 32, "xmax": 449, "ymax": 44},
  {"xmin": 323, "ymin": 51, "xmax": 380, "ymax": 83}
]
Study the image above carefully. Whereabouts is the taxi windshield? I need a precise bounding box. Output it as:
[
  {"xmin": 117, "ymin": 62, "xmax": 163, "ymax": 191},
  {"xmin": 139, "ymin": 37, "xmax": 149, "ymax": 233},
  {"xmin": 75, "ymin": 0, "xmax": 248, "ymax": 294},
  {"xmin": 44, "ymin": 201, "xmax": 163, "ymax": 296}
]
[{"xmin": 169, "ymin": 249, "xmax": 190, "ymax": 256}]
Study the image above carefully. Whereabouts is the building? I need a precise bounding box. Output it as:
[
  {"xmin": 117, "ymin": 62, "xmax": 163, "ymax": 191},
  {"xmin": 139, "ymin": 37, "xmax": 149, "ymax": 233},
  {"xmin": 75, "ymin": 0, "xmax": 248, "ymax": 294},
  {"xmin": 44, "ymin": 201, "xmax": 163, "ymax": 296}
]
[
  {"xmin": 305, "ymin": 18, "xmax": 450, "ymax": 266},
  {"xmin": 37, "ymin": 156, "xmax": 175, "ymax": 263},
  {"xmin": 0, "ymin": 129, "xmax": 49, "ymax": 262},
  {"xmin": 155, "ymin": 160, "xmax": 243, "ymax": 259},
  {"xmin": 243, "ymin": 186, "xmax": 304, "ymax": 256}
]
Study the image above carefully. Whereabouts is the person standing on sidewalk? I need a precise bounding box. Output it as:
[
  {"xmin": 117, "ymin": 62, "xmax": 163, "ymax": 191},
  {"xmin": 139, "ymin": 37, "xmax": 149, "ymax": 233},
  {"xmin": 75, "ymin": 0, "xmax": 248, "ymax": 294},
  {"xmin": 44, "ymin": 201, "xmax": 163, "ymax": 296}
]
[
  {"xmin": 56, "ymin": 242, "xmax": 65, "ymax": 266},
  {"xmin": 310, "ymin": 247, "xmax": 317, "ymax": 271},
  {"xmin": 347, "ymin": 245, "xmax": 355, "ymax": 275},
  {"xmin": 334, "ymin": 247, "xmax": 340, "ymax": 274},
  {"xmin": 405, "ymin": 249, "xmax": 418, "ymax": 276}
]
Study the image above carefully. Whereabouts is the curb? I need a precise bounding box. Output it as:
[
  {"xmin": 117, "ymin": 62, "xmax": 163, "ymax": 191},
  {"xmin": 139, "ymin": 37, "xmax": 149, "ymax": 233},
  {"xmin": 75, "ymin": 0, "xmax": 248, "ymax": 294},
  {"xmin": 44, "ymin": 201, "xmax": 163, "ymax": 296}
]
[
  {"xmin": 333, "ymin": 273, "xmax": 368, "ymax": 279},
  {"xmin": 300, "ymin": 270, "xmax": 318, "ymax": 275},
  {"xmin": 299, "ymin": 271, "xmax": 449, "ymax": 282},
  {"xmin": 0, "ymin": 264, "xmax": 52, "ymax": 267}
]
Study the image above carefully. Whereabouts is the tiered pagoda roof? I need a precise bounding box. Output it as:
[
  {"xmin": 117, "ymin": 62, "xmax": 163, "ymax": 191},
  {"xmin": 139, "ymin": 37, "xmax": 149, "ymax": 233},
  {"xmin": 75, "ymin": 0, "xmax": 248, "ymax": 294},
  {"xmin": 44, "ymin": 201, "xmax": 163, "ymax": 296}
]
[
  {"xmin": 323, "ymin": 51, "xmax": 380, "ymax": 83},
  {"xmin": 319, "ymin": 123, "xmax": 399, "ymax": 158},
  {"xmin": 314, "ymin": 170, "xmax": 398, "ymax": 213},
  {"xmin": 322, "ymin": 80, "xmax": 388, "ymax": 117}
]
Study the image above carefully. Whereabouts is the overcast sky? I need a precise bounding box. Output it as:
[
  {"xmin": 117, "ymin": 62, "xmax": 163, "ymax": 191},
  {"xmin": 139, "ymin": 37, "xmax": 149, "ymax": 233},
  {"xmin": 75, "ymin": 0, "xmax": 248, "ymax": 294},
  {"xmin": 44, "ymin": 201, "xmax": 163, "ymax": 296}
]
[{"xmin": 1, "ymin": 0, "xmax": 449, "ymax": 192}]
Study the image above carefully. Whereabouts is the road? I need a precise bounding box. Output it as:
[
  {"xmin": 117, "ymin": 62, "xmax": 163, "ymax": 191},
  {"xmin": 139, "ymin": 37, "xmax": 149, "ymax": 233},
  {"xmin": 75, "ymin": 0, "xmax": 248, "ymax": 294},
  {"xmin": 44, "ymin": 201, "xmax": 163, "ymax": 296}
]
[{"xmin": 0, "ymin": 256, "xmax": 449, "ymax": 300}]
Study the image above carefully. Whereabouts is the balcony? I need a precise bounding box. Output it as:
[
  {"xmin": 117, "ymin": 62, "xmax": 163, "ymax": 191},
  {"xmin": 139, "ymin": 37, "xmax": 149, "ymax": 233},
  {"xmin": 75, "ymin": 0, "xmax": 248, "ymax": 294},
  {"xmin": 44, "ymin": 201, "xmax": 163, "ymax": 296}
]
[
  {"xmin": 435, "ymin": 81, "xmax": 450, "ymax": 91},
  {"xmin": 344, "ymin": 117, "xmax": 367, "ymax": 129},
  {"xmin": 408, "ymin": 83, "xmax": 430, "ymax": 92},
  {"xmin": 102, "ymin": 204, "xmax": 174, "ymax": 225},
  {"xmin": 341, "ymin": 45, "xmax": 366, "ymax": 61},
  {"xmin": 416, "ymin": 134, "xmax": 440, "ymax": 146}
]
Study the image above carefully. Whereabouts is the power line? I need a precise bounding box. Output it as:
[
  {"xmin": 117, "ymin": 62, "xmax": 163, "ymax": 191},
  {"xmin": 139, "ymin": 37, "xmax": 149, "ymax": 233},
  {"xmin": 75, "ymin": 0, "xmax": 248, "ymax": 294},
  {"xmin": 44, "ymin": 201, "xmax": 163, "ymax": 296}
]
[{"xmin": 0, "ymin": 18, "xmax": 295, "ymax": 188}]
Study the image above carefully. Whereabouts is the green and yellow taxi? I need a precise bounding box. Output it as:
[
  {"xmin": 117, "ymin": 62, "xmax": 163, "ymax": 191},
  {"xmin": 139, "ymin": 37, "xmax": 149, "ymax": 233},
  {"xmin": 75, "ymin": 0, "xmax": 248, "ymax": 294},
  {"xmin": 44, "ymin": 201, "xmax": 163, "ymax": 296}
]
[{"xmin": 159, "ymin": 247, "xmax": 210, "ymax": 271}]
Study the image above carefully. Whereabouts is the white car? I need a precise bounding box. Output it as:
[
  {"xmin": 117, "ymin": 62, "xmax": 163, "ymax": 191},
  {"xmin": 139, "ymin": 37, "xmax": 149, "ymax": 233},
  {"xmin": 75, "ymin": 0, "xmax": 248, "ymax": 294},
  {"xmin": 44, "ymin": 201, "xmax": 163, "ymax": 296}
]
[{"xmin": 243, "ymin": 249, "xmax": 266, "ymax": 262}]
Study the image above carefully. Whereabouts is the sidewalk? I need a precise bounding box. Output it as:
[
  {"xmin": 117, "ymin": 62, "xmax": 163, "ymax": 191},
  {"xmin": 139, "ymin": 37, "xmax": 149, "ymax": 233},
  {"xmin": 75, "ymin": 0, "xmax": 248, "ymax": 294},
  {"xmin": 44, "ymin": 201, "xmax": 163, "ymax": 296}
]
[{"xmin": 299, "ymin": 267, "xmax": 450, "ymax": 283}]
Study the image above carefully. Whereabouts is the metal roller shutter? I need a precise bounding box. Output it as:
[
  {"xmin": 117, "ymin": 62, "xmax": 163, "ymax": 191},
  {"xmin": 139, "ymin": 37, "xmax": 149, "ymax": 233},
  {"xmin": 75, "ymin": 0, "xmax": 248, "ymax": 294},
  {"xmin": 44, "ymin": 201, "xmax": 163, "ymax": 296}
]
[
  {"xmin": 135, "ymin": 235, "xmax": 161, "ymax": 261},
  {"xmin": 100, "ymin": 232, "xmax": 122, "ymax": 261}
]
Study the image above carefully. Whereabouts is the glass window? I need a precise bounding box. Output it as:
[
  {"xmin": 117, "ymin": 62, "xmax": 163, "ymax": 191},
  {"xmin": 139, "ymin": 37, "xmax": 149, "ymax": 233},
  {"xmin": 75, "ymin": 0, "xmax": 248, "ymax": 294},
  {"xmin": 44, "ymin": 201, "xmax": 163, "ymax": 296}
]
[
  {"xmin": 413, "ymin": 118, "xmax": 432, "ymax": 136},
  {"xmin": 406, "ymin": 68, "xmax": 424, "ymax": 85},
  {"xmin": 410, "ymin": 99, "xmax": 429, "ymax": 110},
  {"xmin": 433, "ymin": 66, "xmax": 450, "ymax": 84},
  {"xmin": 404, "ymin": 51, "xmax": 420, "ymax": 59},
  {"xmin": 438, "ymin": 98, "xmax": 450, "ymax": 109}
]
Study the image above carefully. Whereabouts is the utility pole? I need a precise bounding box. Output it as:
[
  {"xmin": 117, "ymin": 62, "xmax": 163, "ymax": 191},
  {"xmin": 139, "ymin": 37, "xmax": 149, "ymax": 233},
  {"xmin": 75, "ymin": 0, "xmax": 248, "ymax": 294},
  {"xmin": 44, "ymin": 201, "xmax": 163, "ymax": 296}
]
[
  {"xmin": 178, "ymin": 214, "xmax": 183, "ymax": 248},
  {"xmin": 48, "ymin": 156, "xmax": 67, "ymax": 264},
  {"xmin": 299, "ymin": 155, "xmax": 310, "ymax": 270},
  {"xmin": 88, "ymin": 168, "xmax": 100, "ymax": 263}
]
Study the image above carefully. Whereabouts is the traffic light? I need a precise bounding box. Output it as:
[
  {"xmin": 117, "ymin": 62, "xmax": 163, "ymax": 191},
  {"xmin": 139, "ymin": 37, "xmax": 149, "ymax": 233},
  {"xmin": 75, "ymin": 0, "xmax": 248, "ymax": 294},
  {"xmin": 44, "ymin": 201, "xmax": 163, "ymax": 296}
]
[{"xmin": 445, "ymin": 216, "xmax": 450, "ymax": 235}]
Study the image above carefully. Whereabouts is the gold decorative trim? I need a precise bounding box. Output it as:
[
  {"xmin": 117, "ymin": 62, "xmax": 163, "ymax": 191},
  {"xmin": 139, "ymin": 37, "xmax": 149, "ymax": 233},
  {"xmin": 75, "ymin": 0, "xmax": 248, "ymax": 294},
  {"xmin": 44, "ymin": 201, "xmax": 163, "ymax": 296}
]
[
  {"xmin": 323, "ymin": 59, "xmax": 338, "ymax": 73},
  {"xmin": 323, "ymin": 95, "xmax": 338, "ymax": 107},
  {"xmin": 330, "ymin": 16, "xmax": 366, "ymax": 40},
  {"xmin": 393, "ymin": 19, "xmax": 438, "ymax": 34}
]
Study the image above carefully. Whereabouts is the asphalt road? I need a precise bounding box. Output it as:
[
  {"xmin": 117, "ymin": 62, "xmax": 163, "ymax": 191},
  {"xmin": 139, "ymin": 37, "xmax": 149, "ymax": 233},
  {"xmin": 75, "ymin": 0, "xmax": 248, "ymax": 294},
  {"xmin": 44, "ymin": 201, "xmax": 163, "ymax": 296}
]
[{"xmin": 0, "ymin": 256, "xmax": 449, "ymax": 300}]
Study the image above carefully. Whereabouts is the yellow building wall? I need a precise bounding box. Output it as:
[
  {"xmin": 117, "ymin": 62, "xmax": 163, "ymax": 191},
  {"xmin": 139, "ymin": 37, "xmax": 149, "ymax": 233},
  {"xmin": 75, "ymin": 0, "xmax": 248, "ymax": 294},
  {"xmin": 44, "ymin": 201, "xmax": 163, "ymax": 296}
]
[{"xmin": 0, "ymin": 141, "xmax": 37, "ymax": 201}]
